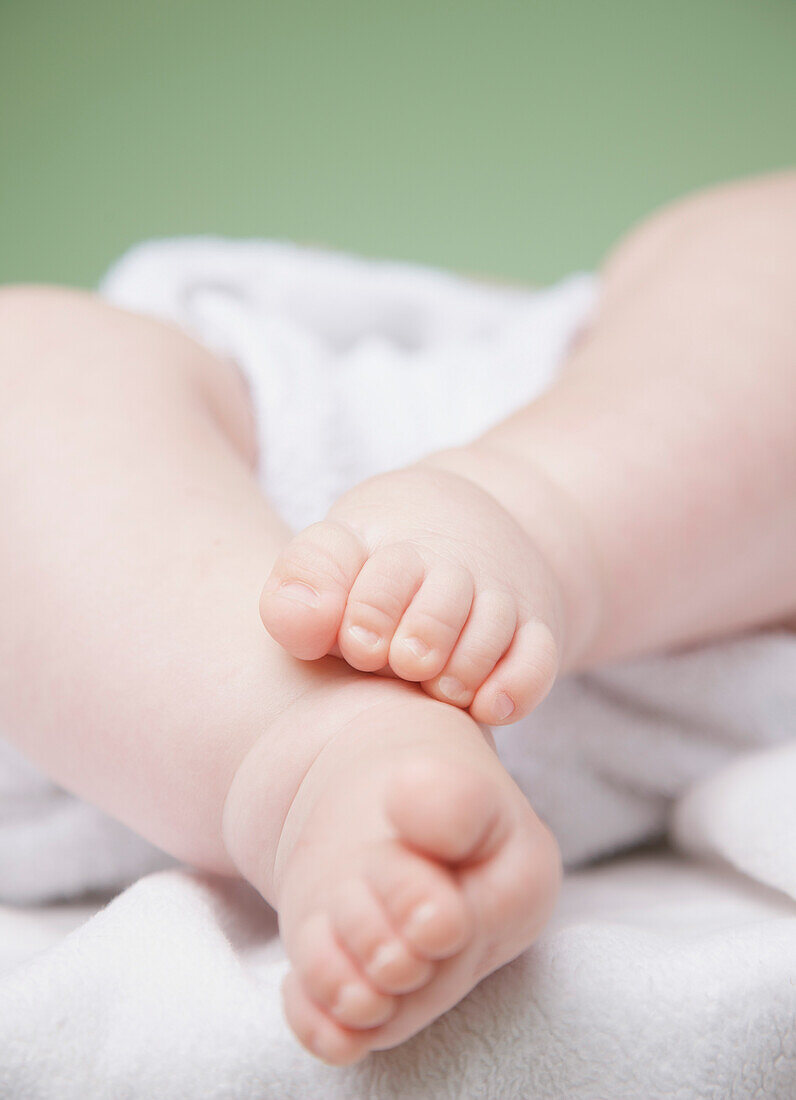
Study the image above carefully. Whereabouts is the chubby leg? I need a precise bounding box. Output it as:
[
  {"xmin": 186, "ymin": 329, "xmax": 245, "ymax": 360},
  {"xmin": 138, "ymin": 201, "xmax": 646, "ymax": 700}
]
[
  {"xmin": 262, "ymin": 172, "xmax": 796, "ymax": 703},
  {"xmin": 0, "ymin": 287, "xmax": 559, "ymax": 1062}
]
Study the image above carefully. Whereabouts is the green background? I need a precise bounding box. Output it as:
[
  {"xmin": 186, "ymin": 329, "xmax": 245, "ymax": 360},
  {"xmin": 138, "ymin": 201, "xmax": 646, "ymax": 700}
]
[{"xmin": 2, "ymin": 0, "xmax": 794, "ymax": 288}]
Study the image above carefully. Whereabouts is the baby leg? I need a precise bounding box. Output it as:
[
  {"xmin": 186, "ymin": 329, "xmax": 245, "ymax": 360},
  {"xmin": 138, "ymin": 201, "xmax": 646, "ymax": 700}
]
[
  {"xmin": 262, "ymin": 173, "xmax": 796, "ymax": 699},
  {"xmin": 0, "ymin": 287, "xmax": 559, "ymax": 1062}
]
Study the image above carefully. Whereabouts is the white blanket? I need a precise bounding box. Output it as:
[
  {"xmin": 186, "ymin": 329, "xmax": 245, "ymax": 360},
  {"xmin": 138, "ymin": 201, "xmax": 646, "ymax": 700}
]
[{"xmin": 1, "ymin": 240, "xmax": 794, "ymax": 1097}]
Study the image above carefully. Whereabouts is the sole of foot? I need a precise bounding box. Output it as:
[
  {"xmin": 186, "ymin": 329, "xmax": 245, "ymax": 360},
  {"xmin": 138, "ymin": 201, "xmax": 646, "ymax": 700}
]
[{"xmin": 249, "ymin": 691, "xmax": 561, "ymax": 1064}]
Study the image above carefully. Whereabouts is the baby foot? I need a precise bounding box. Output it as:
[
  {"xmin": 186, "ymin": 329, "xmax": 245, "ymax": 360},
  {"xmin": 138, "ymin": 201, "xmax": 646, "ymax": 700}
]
[
  {"xmin": 231, "ymin": 691, "xmax": 559, "ymax": 1064},
  {"xmin": 261, "ymin": 464, "xmax": 567, "ymax": 724}
]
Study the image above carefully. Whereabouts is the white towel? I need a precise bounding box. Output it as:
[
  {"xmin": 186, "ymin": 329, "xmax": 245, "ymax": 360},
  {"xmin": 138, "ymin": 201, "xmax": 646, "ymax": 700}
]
[{"xmin": 0, "ymin": 239, "xmax": 794, "ymax": 1097}]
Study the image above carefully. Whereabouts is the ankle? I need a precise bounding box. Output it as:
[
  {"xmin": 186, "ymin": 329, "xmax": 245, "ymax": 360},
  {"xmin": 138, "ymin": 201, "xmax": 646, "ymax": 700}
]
[{"xmin": 421, "ymin": 443, "xmax": 603, "ymax": 671}]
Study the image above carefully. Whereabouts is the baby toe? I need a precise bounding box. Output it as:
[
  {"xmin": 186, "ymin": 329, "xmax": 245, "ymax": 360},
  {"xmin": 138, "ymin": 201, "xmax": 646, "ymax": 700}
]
[
  {"xmin": 386, "ymin": 752, "xmax": 506, "ymax": 865},
  {"xmin": 459, "ymin": 805, "xmax": 562, "ymax": 969},
  {"xmin": 366, "ymin": 842, "xmax": 472, "ymax": 961},
  {"xmin": 338, "ymin": 544, "xmax": 425, "ymax": 672},
  {"xmin": 470, "ymin": 618, "xmax": 559, "ymax": 725},
  {"xmin": 282, "ymin": 970, "xmax": 371, "ymax": 1065},
  {"xmin": 389, "ymin": 563, "xmax": 473, "ymax": 682},
  {"xmin": 261, "ymin": 521, "xmax": 367, "ymax": 660},
  {"xmin": 332, "ymin": 879, "xmax": 434, "ymax": 994},
  {"xmin": 424, "ymin": 588, "xmax": 516, "ymax": 708},
  {"xmin": 290, "ymin": 911, "xmax": 395, "ymax": 1029}
]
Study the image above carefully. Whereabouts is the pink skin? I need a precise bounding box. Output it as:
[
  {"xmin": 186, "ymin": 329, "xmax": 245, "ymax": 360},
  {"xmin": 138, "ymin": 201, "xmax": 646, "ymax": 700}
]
[
  {"xmin": 261, "ymin": 465, "xmax": 566, "ymax": 728},
  {"xmin": 262, "ymin": 174, "xmax": 796, "ymax": 707},
  {"xmin": 0, "ymin": 287, "xmax": 560, "ymax": 1067},
  {"xmin": 224, "ymin": 688, "xmax": 559, "ymax": 1064},
  {"xmin": 1, "ymin": 173, "xmax": 795, "ymax": 1064}
]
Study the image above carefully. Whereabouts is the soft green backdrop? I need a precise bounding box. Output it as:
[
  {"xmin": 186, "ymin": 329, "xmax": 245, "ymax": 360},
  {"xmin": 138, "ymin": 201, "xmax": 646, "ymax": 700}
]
[{"xmin": 2, "ymin": 0, "xmax": 795, "ymax": 287}]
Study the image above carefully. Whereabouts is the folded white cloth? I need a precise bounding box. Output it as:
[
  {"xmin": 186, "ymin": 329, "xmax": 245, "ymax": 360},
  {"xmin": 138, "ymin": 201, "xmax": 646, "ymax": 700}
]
[
  {"xmin": 2, "ymin": 853, "xmax": 794, "ymax": 1100},
  {"xmin": 0, "ymin": 239, "xmax": 794, "ymax": 1097}
]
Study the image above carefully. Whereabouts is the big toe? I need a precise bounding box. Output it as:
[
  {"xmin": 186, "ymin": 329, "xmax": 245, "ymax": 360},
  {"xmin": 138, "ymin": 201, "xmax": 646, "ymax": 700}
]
[
  {"xmin": 260, "ymin": 521, "xmax": 367, "ymax": 659},
  {"xmin": 385, "ymin": 751, "xmax": 507, "ymax": 866}
]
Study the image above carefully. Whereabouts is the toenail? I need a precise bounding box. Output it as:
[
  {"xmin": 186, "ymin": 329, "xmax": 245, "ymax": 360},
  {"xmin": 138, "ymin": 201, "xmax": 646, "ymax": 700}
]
[
  {"xmin": 277, "ymin": 581, "xmax": 320, "ymax": 608},
  {"xmin": 308, "ymin": 1027, "xmax": 343, "ymax": 1064},
  {"xmin": 403, "ymin": 636, "xmax": 431, "ymax": 658},
  {"xmin": 438, "ymin": 675, "xmax": 468, "ymax": 701},
  {"xmin": 492, "ymin": 692, "xmax": 515, "ymax": 721},
  {"xmin": 333, "ymin": 981, "xmax": 375, "ymax": 1020},
  {"xmin": 348, "ymin": 624, "xmax": 381, "ymax": 647},
  {"xmin": 404, "ymin": 900, "xmax": 440, "ymax": 940},
  {"xmin": 369, "ymin": 941, "xmax": 405, "ymax": 976}
]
